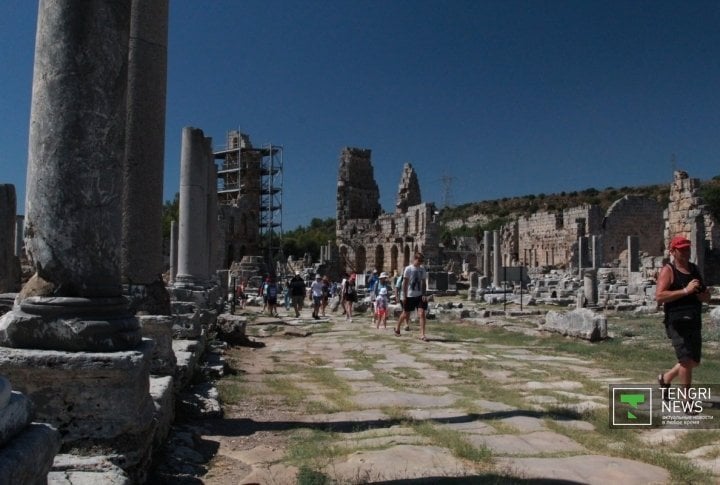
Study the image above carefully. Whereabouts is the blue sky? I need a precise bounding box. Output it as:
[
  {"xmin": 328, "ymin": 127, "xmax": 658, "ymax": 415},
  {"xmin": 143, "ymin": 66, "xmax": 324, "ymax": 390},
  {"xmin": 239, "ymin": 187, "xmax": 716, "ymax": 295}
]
[{"xmin": 1, "ymin": 1, "xmax": 719, "ymax": 230}]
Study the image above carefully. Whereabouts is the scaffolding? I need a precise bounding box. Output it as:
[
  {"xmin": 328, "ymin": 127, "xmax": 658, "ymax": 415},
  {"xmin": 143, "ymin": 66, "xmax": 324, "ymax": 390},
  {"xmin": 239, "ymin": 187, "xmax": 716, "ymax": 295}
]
[
  {"xmin": 260, "ymin": 142, "xmax": 283, "ymax": 268},
  {"xmin": 214, "ymin": 130, "xmax": 283, "ymax": 269}
]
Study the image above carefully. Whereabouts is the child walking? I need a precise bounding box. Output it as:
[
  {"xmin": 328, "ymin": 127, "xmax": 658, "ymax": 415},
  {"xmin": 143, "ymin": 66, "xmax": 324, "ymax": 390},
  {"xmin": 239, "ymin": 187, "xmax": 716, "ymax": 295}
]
[{"xmin": 375, "ymin": 287, "xmax": 389, "ymax": 329}]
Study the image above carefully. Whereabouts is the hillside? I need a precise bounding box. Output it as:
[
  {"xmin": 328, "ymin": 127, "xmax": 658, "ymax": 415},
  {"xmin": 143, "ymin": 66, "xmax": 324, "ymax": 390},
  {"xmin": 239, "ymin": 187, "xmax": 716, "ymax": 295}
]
[{"xmin": 438, "ymin": 180, "xmax": 713, "ymax": 237}]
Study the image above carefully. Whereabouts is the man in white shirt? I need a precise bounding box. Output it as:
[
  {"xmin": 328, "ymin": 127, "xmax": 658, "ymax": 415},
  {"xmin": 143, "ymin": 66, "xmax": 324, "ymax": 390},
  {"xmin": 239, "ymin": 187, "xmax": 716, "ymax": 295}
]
[
  {"xmin": 310, "ymin": 274, "xmax": 324, "ymax": 320},
  {"xmin": 395, "ymin": 252, "xmax": 428, "ymax": 340}
]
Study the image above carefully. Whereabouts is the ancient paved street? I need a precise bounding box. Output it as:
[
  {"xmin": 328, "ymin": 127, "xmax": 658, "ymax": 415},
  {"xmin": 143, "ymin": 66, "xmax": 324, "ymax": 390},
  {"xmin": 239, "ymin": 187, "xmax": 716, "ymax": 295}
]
[{"xmin": 164, "ymin": 301, "xmax": 719, "ymax": 485}]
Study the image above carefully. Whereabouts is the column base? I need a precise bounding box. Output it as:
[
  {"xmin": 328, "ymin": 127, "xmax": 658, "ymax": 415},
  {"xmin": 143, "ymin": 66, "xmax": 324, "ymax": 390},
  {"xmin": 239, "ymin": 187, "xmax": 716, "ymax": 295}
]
[
  {"xmin": 0, "ymin": 296, "xmax": 141, "ymax": 351},
  {"xmin": 0, "ymin": 340, "xmax": 155, "ymax": 447}
]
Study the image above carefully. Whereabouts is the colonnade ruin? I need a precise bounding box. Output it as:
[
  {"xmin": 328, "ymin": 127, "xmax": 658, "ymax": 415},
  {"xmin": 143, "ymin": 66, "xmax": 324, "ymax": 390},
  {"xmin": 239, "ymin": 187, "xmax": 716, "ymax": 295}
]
[{"xmin": 1, "ymin": 1, "xmax": 720, "ymax": 483}]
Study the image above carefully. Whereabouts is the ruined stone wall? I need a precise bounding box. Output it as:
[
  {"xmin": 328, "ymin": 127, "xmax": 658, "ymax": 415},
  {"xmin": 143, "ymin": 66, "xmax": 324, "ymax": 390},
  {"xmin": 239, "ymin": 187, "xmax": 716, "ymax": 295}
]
[
  {"xmin": 515, "ymin": 205, "xmax": 604, "ymax": 268},
  {"xmin": 518, "ymin": 211, "xmax": 566, "ymax": 267},
  {"xmin": 337, "ymin": 202, "xmax": 439, "ymax": 276},
  {"xmin": 335, "ymin": 151, "xmax": 439, "ymax": 276},
  {"xmin": 665, "ymin": 170, "xmax": 720, "ymax": 283},
  {"xmin": 665, "ymin": 171, "xmax": 719, "ymax": 249},
  {"xmin": 602, "ymin": 195, "xmax": 664, "ymax": 263}
]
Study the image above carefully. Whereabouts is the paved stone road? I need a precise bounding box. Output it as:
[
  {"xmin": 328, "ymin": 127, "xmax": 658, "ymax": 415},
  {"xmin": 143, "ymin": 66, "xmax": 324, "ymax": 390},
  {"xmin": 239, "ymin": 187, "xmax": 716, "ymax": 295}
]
[{"xmin": 193, "ymin": 305, "xmax": 719, "ymax": 484}]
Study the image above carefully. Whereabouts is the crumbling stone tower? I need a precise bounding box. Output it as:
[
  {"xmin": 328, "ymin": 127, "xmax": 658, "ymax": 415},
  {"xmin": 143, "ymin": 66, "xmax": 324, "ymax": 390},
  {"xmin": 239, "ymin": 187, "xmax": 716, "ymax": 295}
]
[
  {"xmin": 335, "ymin": 148, "xmax": 439, "ymax": 275},
  {"xmin": 336, "ymin": 147, "xmax": 381, "ymax": 233},
  {"xmin": 396, "ymin": 163, "xmax": 421, "ymax": 214}
]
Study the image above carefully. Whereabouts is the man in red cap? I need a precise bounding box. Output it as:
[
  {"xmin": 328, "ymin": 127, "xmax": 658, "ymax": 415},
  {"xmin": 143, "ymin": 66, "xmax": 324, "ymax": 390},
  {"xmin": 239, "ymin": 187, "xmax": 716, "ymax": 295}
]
[{"xmin": 655, "ymin": 235, "xmax": 711, "ymax": 401}]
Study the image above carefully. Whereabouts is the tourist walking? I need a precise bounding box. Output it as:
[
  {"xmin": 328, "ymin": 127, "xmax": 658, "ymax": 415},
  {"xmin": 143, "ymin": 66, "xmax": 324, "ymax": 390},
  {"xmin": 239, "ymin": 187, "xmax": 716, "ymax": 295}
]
[
  {"xmin": 320, "ymin": 276, "xmax": 331, "ymax": 316},
  {"xmin": 236, "ymin": 279, "xmax": 246, "ymax": 310},
  {"xmin": 375, "ymin": 287, "xmax": 389, "ymax": 329},
  {"xmin": 342, "ymin": 273, "xmax": 357, "ymax": 322},
  {"xmin": 395, "ymin": 252, "xmax": 428, "ymax": 340},
  {"xmin": 656, "ymin": 236, "xmax": 710, "ymax": 399},
  {"xmin": 289, "ymin": 271, "xmax": 306, "ymax": 318},
  {"xmin": 265, "ymin": 276, "xmax": 280, "ymax": 317},
  {"xmin": 310, "ymin": 274, "xmax": 324, "ymax": 320},
  {"xmin": 371, "ymin": 272, "xmax": 393, "ymax": 326}
]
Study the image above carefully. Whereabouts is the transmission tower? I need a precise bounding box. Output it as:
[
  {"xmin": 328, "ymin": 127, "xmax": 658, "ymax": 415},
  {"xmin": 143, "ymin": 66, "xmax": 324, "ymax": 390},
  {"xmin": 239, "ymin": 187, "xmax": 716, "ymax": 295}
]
[{"xmin": 441, "ymin": 175, "xmax": 455, "ymax": 208}]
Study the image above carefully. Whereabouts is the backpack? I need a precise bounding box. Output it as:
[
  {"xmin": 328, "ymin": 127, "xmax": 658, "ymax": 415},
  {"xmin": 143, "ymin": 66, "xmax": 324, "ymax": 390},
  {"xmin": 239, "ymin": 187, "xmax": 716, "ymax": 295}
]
[{"xmin": 267, "ymin": 283, "xmax": 278, "ymax": 299}]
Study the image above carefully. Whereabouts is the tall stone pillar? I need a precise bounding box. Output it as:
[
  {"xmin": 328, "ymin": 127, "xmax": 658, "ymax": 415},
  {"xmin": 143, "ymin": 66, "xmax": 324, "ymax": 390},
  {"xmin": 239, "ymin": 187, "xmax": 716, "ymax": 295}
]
[
  {"xmin": 583, "ymin": 268, "xmax": 598, "ymax": 307},
  {"xmin": 627, "ymin": 235, "xmax": 640, "ymax": 272},
  {"xmin": 206, "ymin": 138, "xmax": 219, "ymax": 278},
  {"xmin": 591, "ymin": 235, "xmax": 602, "ymax": 269},
  {"xmin": 169, "ymin": 220, "xmax": 178, "ymax": 284},
  {"xmin": 690, "ymin": 215, "xmax": 705, "ymax": 274},
  {"xmin": 483, "ymin": 231, "xmax": 492, "ymax": 279},
  {"xmin": 14, "ymin": 215, "xmax": 24, "ymax": 259},
  {"xmin": 0, "ymin": 185, "xmax": 19, "ymax": 293},
  {"xmin": 0, "ymin": 1, "xmax": 155, "ymax": 461},
  {"xmin": 121, "ymin": 0, "xmax": 169, "ymax": 307},
  {"xmin": 577, "ymin": 236, "xmax": 589, "ymax": 276},
  {"xmin": 175, "ymin": 127, "xmax": 209, "ymax": 288},
  {"xmin": 492, "ymin": 230, "xmax": 501, "ymax": 288}
]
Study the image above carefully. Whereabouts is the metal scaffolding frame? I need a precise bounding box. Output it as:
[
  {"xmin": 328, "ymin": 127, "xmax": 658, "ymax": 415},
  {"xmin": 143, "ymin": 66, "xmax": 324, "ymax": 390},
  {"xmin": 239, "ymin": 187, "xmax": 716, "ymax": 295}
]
[
  {"xmin": 260, "ymin": 143, "xmax": 283, "ymax": 268},
  {"xmin": 214, "ymin": 130, "xmax": 284, "ymax": 269}
]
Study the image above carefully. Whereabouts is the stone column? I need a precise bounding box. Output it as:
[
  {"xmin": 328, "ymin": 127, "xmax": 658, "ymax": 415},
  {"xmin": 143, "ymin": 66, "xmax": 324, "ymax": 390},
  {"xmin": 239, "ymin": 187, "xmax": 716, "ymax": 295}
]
[
  {"xmin": 0, "ymin": 0, "xmax": 155, "ymax": 462},
  {"xmin": 1, "ymin": 0, "xmax": 140, "ymax": 350},
  {"xmin": 206, "ymin": 138, "xmax": 219, "ymax": 279},
  {"xmin": 690, "ymin": 214, "xmax": 705, "ymax": 273},
  {"xmin": 0, "ymin": 185, "xmax": 19, "ymax": 293},
  {"xmin": 627, "ymin": 235, "xmax": 640, "ymax": 272},
  {"xmin": 175, "ymin": 127, "xmax": 209, "ymax": 287},
  {"xmin": 121, "ymin": 0, "xmax": 169, "ymax": 294},
  {"xmin": 14, "ymin": 215, "xmax": 24, "ymax": 259},
  {"xmin": 483, "ymin": 231, "xmax": 492, "ymax": 279},
  {"xmin": 492, "ymin": 230, "xmax": 501, "ymax": 288},
  {"xmin": 583, "ymin": 268, "xmax": 598, "ymax": 307},
  {"xmin": 591, "ymin": 235, "xmax": 602, "ymax": 269},
  {"xmin": 169, "ymin": 220, "xmax": 178, "ymax": 284},
  {"xmin": 577, "ymin": 236, "xmax": 589, "ymax": 276}
]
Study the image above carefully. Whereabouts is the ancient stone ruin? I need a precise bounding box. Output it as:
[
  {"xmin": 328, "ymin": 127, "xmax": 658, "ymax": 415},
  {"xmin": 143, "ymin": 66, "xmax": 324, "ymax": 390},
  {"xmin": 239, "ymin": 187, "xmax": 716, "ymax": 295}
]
[{"xmin": 334, "ymin": 148, "xmax": 440, "ymax": 276}]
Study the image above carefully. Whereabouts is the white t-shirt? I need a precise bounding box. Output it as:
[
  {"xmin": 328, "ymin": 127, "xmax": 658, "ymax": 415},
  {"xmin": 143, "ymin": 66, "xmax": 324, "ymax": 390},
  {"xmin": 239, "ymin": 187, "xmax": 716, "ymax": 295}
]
[
  {"xmin": 403, "ymin": 264, "xmax": 427, "ymax": 298},
  {"xmin": 310, "ymin": 280, "xmax": 324, "ymax": 297}
]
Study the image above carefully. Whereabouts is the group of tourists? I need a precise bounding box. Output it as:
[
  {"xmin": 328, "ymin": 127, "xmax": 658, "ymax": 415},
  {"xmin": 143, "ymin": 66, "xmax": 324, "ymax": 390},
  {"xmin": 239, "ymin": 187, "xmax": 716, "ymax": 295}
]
[
  {"xmin": 338, "ymin": 252, "xmax": 429, "ymax": 340},
  {"xmin": 230, "ymin": 251, "xmax": 430, "ymax": 340}
]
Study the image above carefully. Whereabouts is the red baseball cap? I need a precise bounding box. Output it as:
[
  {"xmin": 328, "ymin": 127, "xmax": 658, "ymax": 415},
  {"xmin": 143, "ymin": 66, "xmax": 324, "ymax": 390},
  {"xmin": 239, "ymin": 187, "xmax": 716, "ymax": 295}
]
[{"xmin": 669, "ymin": 236, "xmax": 691, "ymax": 250}]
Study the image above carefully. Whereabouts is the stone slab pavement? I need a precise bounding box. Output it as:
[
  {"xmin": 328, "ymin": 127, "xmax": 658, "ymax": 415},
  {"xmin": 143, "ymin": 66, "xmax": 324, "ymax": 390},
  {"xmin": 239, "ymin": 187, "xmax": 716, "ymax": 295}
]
[{"xmin": 189, "ymin": 304, "xmax": 715, "ymax": 484}]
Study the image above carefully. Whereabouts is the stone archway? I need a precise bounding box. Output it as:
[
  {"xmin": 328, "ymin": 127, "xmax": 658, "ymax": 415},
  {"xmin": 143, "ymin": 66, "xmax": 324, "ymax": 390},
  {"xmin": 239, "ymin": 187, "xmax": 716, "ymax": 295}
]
[
  {"xmin": 391, "ymin": 245, "xmax": 399, "ymax": 276},
  {"xmin": 403, "ymin": 245, "xmax": 411, "ymax": 268},
  {"xmin": 375, "ymin": 245, "xmax": 385, "ymax": 272},
  {"xmin": 355, "ymin": 246, "xmax": 366, "ymax": 274}
]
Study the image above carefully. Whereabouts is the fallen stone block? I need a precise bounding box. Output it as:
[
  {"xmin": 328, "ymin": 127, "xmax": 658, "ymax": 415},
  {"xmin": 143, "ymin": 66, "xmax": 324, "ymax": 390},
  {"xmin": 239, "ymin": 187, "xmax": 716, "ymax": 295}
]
[{"xmin": 543, "ymin": 308, "xmax": 607, "ymax": 341}]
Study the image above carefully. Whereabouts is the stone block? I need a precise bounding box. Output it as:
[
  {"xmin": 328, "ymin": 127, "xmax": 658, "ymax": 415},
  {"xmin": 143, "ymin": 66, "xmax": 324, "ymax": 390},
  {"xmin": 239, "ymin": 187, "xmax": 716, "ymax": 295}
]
[
  {"xmin": 49, "ymin": 455, "xmax": 130, "ymax": 485},
  {"xmin": 543, "ymin": 309, "xmax": 607, "ymax": 341},
  {"xmin": 0, "ymin": 341, "xmax": 155, "ymax": 446},
  {"xmin": 149, "ymin": 376, "xmax": 175, "ymax": 450},
  {"xmin": 139, "ymin": 315, "xmax": 176, "ymax": 375},
  {"xmin": 0, "ymin": 423, "xmax": 60, "ymax": 484},
  {"xmin": 172, "ymin": 312, "xmax": 202, "ymax": 339}
]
